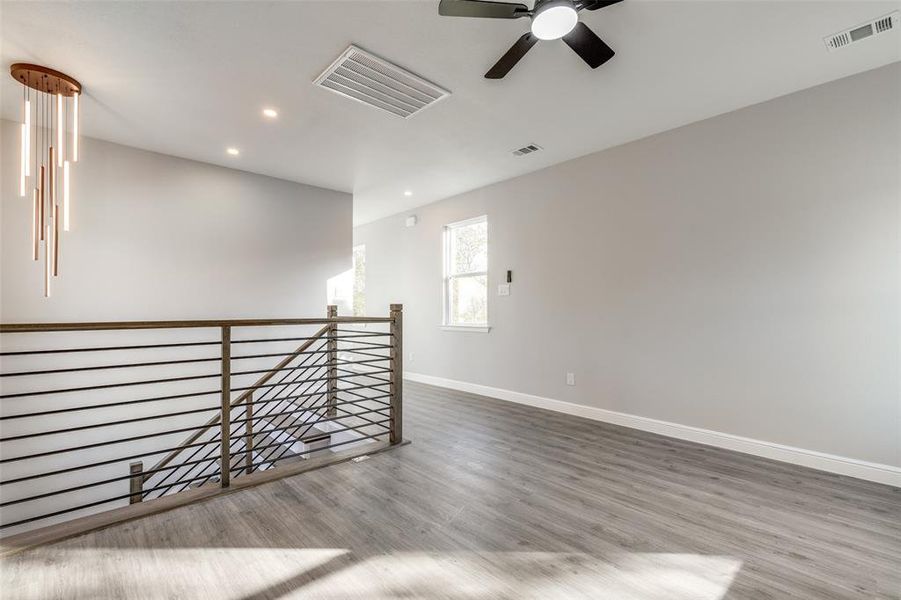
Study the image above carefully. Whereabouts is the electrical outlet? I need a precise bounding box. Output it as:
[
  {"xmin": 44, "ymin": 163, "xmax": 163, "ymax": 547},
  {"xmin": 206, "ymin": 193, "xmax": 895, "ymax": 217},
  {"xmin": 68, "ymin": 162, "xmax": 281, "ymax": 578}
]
[
  {"xmin": 566, "ymin": 372, "xmax": 575, "ymax": 386},
  {"xmin": 408, "ymin": 352, "xmax": 415, "ymax": 362},
  {"xmin": 498, "ymin": 284, "xmax": 510, "ymax": 296}
]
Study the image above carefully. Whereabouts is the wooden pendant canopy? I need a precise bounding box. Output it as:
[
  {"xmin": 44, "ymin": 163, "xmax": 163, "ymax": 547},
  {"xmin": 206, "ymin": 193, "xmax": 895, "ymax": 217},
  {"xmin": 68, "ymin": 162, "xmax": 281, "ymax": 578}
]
[{"xmin": 10, "ymin": 63, "xmax": 82, "ymax": 96}]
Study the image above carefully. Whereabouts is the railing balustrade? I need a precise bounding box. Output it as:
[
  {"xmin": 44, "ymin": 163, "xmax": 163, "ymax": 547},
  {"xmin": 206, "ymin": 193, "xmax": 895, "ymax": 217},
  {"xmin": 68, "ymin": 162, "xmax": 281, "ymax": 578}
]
[{"xmin": 0, "ymin": 305, "xmax": 403, "ymax": 539}]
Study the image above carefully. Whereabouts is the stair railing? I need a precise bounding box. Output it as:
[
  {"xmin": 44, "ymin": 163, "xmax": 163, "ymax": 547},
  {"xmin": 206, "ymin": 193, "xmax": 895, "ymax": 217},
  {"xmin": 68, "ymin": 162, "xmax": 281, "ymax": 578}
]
[
  {"xmin": 139, "ymin": 324, "xmax": 329, "ymax": 499},
  {"xmin": 0, "ymin": 305, "xmax": 404, "ymax": 540}
]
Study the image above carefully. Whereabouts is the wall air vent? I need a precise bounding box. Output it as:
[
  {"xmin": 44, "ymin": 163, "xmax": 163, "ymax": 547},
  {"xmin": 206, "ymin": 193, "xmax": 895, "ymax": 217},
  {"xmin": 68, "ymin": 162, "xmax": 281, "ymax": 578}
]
[
  {"xmin": 824, "ymin": 11, "xmax": 898, "ymax": 51},
  {"xmin": 512, "ymin": 144, "xmax": 542, "ymax": 157},
  {"xmin": 313, "ymin": 45, "xmax": 450, "ymax": 118}
]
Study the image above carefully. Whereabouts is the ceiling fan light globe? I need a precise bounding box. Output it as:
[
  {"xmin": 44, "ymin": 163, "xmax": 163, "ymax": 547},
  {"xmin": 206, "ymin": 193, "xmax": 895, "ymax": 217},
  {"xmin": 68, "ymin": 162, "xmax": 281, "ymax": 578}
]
[{"xmin": 530, "ymin": 1, "xmax": 579, "ymax": 40}]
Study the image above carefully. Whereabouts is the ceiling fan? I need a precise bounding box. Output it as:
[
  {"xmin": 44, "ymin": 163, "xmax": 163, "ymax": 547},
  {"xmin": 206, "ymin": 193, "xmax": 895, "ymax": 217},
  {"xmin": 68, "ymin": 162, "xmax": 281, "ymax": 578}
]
[{"xmin": 438, "ymin": 0, "xmax": 623, "ymax": 79}]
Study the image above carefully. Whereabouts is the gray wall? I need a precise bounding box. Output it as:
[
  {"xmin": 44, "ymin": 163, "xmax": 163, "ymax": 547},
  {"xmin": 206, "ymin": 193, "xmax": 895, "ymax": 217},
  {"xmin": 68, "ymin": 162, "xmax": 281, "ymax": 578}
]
[
  {"xmin": 0, "ymin": 121, "xmax": 352, "ymax": 535},
  {"xmin": 355, "ymin": 63, "xmax": 901, "ymax": 467},
  {"xmin": 1, "ymin": 120, "xmax": 352, "ymax": 322}
]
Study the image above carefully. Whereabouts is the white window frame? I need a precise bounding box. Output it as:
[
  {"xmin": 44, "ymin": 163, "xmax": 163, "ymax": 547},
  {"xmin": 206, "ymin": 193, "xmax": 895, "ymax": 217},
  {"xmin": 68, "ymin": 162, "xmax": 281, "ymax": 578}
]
[{"xmin": 442, "ymin": 215, "xmax": 490, "ymax": 332}]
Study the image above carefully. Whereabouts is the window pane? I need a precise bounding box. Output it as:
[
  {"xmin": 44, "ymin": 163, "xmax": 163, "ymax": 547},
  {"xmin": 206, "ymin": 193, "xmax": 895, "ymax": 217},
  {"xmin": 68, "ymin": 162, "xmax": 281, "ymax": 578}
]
[
  {"xmin": 449, "ymin": 275, "xmax": 487, "ymax": 325},
  {"xmin": 450, "ymin": 220, "xmax": 487, "ymax": 275},
  {"xmin": 352, "ymin": 245, "xmax": 365, "ymax": 317}
]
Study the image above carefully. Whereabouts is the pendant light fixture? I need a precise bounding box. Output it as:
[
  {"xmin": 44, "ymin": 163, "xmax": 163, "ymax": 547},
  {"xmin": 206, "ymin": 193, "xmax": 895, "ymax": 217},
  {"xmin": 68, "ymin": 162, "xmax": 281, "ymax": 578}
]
[{"xmin": 10, "ymin": 64, "xmax": 81, "ymax": 298}]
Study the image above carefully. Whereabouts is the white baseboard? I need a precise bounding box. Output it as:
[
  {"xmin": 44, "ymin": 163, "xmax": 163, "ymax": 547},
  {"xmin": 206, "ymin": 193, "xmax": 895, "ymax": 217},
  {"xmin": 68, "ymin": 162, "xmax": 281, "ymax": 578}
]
[{"xmin": 404, "ymin": 372, "xmax": 901, "ymax": 488}]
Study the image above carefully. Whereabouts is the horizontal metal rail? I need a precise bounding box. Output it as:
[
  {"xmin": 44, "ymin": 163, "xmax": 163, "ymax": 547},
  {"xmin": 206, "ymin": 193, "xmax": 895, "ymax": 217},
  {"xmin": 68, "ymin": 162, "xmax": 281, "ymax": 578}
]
[
  {"xmin": 0, "ymin": 403, "xmax": 390, "ymax": 508},
  {"xmin": 228, "ymin": 430, "xmax": 390, "ymax": 475},
  {"xmin": 0, "ymin": 471, "xmax": 235, "ymax": 529},
  {"xmin": 0, "ymin": 383, "xmax": 387, "ymax": 464},
  {"xmin": 334, "ymin": 329, "xmax": 390, "ymax": 336},
  {"xmin": 0, "ymin": 343, "xmax": 391, "ymax": 377},
  {"xmin": 0, "ymin": 389, "xmax": 222, "ymax": 421},
  {"xmin": 227, "ymin": 404, "xmax": 391, "ymax": 432},
  {"xmin": 0, "ymin": 372, "xmax": 222, "ymax": 400},
  {"xmin": 0, "ymin": 405, "xmax": 222, "ymax": 442},
  {"xmin": 1, "ymin": 436, "xmax": 224, "ymax": 485},
  {"xmin": 0, "ymin": 339, "xmax": 221, "ymax": 357},
  {"xmin": 228, "ymin": 420, "xmax": 392, "ymax": 463},
  {"xmin": 0, "ymin": 422, "xmax": 226, "ymax": 464},
  {"xmin": 230, "ymin": 382, "xmax": 390, "ymax": 410}
]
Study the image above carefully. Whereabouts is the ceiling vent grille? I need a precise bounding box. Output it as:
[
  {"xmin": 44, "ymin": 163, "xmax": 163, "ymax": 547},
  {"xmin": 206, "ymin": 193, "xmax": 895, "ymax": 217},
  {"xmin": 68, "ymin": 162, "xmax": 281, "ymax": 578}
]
[
  {"xmin": 824, "ymin": 11, "xmax": 898, "ymax": 51},
  {"xmin": 512, "ymin": 144, "xmax": 542, "ymax": 156},
  {"xmin": 313, "ymin": 45, "xmax": 450, "ymax": 118}
]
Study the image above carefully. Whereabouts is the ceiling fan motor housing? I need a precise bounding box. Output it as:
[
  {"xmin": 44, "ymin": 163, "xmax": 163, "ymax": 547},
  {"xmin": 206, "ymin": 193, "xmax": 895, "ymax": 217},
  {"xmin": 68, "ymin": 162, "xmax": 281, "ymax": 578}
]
[{"xmin": 531, "ymin": 0, "xmax": 579, "ymax": 40}]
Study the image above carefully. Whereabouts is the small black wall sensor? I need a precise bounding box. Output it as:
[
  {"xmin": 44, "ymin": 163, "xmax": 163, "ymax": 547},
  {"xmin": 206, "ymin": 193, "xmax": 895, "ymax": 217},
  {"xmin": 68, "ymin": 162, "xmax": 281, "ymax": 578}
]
[{"xmin": 506, "ymin": 270, "xmax": 512, "ymax": 283}]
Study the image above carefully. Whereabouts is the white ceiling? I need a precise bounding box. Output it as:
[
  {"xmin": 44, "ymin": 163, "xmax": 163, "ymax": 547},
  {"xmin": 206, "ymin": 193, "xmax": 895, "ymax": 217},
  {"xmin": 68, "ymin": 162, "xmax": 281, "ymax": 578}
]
[{"xmin": 2, "ymin": 1, "xmax": 899, "ymax": 225}]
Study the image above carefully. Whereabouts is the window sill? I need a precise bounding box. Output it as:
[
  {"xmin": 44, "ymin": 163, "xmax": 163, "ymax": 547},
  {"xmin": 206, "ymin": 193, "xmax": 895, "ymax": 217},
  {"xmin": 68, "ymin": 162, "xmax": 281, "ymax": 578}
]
[{"xmin": 440, "ymin": 325, "xmax": 491, "ymax": 333}]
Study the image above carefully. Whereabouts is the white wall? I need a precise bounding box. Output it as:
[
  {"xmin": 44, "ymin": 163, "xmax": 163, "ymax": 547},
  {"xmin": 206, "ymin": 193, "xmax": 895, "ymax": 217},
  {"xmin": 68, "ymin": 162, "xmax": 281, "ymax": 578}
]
[
  {"xmin": 1, "ymin": 120, "xmax": 352, "ymax": 322},
  {"xmin": 355, "ymin": 64, "xmax": 901, "ymax": 471}
]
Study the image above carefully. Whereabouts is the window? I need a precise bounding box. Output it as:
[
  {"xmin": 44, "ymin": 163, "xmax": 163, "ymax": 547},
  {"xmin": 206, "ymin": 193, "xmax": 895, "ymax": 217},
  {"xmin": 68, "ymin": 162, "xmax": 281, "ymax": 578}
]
[
  {"xmin": 326, "ymin": 244, "xmax": 366, "ymax": 316},
  {"xmin": 443, "ymin": 216, "xmax": 488, "ymax": 328},
  {"xmin": 352, "ymin": 244, "xmax": 366, "ymax": 317}
]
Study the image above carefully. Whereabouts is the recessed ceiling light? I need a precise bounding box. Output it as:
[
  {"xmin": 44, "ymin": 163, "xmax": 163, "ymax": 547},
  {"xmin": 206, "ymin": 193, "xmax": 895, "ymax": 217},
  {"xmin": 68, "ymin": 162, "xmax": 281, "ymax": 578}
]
[
  {"xmin": 404, "ymin": 190, "xmax": 413, "ymax": 197},
  {"xmin": 262, "ymin": 108, "xmax": 278, "ymax": 119},
  {"xmin": 226, "ymin": 147, "xmax": 240, "ymax": 156}
]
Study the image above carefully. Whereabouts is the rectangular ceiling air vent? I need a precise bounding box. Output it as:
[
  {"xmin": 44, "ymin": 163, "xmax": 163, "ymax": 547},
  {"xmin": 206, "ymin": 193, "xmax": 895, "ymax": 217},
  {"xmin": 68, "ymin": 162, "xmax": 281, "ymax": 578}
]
[
  {"xmin": 824, "ymin": 11, "xmax": 898, "ymax": 51},
  {"xmin": 313, "ymin": 45, "xmax": 450, "ymax": 119},
  {"xmin": 512, "ymin": 144, "xmax": 542, "ymax": 157}
]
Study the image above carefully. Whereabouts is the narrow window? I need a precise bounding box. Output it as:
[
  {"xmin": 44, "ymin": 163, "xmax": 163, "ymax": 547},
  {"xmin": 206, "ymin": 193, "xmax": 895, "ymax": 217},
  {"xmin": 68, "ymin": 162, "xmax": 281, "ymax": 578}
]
[
  {"xmin": 443, "ymin": 216, "xmax": 488, "ymax": 327},
  {"xmin": 327, "ymin": 244, "xmax": 365, "ymax": 315},
  {"xmin": 352, "ymin": 244, "xmax": 366, "ymax": 317}
]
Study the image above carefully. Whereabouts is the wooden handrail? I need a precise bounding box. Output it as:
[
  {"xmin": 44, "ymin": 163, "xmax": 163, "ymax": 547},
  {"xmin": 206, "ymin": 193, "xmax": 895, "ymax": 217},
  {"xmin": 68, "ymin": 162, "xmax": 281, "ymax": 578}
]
[
  {"xmin": 142, "ymin": 325, "xmax": 329, "ymax": 483},
  {"xmin": 0, "ymin": 317, "xmax": 389, "ymax": 333}
]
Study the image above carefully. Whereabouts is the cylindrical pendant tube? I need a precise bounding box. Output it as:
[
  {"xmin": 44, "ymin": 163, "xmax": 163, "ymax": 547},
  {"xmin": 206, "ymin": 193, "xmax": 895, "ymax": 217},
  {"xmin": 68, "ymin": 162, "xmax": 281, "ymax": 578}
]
[
  {"xmin": 72, "ymin": 93, "xmax": 79, "ymax": 162},
  {"xmin": 63, "ymin": 161, "xmax": 71, "ymax": 231},
  {"xmin": 49, "ymin": 147, "xmax": 55, "ymax": 208},
  {"xmin": 25, "ymin": 99, "xmax": 31, "ymax": 177},
  {"xmin": 39, "ymin": 165, "xmax": 45, "ymax": 241},
  {"xmin": 32, "ymin": 189, "xmax": 39, "ymax": 261},
  {"xmin": 44, "ymin": 224, "xmax": 51, "ymax": 298},
  {"xmin": 52, "ymin": 203, "xmax": 59, "ymax": 277},
  {"xmin": 20, "ymin": 123, "xmax": 26, "ymax": 197},
  {"xmin": 57, "ymin": 93, "xmax": 63, "ymax": 166}
]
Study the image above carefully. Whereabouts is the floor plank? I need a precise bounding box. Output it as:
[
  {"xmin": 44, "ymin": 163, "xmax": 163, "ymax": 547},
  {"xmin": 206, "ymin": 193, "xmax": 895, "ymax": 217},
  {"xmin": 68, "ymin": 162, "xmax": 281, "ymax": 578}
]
[{"xmin": 2, "ymin": 381, "xmax": 899, "ymax": 599}]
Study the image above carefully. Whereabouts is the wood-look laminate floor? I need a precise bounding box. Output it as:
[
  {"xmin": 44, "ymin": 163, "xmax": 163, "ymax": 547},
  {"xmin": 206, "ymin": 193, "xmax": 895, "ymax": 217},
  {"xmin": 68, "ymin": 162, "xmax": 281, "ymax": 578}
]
[{"xmin": 2, "ymin": 381, "xmax": 899, "ymax": 599}]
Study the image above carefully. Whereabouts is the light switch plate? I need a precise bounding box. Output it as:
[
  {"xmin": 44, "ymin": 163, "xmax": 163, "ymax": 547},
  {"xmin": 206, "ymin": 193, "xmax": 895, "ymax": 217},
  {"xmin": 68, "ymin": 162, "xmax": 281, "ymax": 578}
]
[{"xmin": 498, "ymin": 284, "xmax": 510, "ymax": 296}]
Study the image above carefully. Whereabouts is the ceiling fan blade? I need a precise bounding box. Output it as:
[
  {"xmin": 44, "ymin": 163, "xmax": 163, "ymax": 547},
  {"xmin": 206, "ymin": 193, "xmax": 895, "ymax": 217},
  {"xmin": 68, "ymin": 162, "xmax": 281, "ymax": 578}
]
[
  {"xmin": 562, "ymin": 22, "xmax": 615, "ymax": 69},
  {"xmin": 582, "ymin": 0, "xmax": 624, "ymax": 10},
  {"xmin": 438, "ymin": 0, "xmax": 529, "ymax": 19},
  {"xmin": 485, "ymin": 33, "xmax": 538, "ymax": 79}
]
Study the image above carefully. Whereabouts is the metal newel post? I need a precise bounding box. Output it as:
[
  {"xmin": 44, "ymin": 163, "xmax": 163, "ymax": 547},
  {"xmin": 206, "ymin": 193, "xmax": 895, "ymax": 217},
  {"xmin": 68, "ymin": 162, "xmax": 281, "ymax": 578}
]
[
  {"xmin": 129, "ymin": 461, "xmax": 143, "ymax": 504},
  {"xmin": 389, "ymin": 303, "xmax": 403, "ymax": 444},
  {"xmin": 327, "ymin": 304, "xmax": 338, "ymax": 417},
  {"xmin": 220, "ymin": 325, "xmax": 231, "ymax": 488}
]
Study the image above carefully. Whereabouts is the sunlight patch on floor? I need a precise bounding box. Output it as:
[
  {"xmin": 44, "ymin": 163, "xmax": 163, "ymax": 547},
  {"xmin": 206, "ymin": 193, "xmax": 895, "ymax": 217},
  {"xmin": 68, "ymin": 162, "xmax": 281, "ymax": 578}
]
[
  {"xmin": 290, "ymin": 551, "xmax": 743, "ymax": 600},
  {"xmin": 2, "ymin": 547, "xmax": 741, "ymax": 599},
  {"xmin": 0, "ymin": 547, "xmax": 349, "ymax": 600}
]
